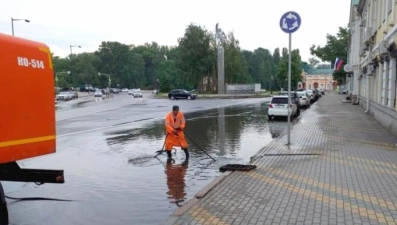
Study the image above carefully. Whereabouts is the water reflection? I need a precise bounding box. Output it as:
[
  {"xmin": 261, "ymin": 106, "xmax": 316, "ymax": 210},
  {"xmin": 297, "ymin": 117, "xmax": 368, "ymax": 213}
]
[{"xmin": 165, "ymin": 158, "xmax": 189, "ymax": 206}]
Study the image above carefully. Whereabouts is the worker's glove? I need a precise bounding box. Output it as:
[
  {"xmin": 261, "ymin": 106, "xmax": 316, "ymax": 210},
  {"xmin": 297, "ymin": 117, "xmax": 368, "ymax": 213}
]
[
  {"xmin": 172, "ymin": 130, "xmax": 178, "ymax": 135},
  {"xmin": 175, "ymin": 127, "xmax": 182, "ymax": 131}
]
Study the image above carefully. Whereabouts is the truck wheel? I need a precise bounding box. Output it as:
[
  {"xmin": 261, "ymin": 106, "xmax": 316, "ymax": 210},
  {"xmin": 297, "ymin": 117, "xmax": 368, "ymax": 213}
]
[
  {"xmin": 170, "ymin": 95, "xmax": 175, "ymax": 100},
  {"xmin": 0, "ymin": 182, "xmax": 8, "ymax": 225}
]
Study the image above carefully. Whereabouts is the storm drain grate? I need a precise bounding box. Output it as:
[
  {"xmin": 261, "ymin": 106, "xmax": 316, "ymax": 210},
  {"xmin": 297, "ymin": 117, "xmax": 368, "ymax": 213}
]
[
  {"xmin": 260, "ymin": 153, "xmax": 321, "ymax": 156},
  {"xmin": 219, "ymin": 164, "xmax": 256, "ymax": 172}
]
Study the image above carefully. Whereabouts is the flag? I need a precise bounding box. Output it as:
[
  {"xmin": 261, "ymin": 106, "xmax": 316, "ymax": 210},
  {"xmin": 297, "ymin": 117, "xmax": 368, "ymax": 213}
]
[{"xmin": 334, "ymin": 58, "xmax": 344, "ymax": 71}]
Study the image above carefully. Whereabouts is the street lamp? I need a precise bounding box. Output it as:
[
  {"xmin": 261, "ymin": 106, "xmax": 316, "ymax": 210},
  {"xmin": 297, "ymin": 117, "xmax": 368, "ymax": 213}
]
[
  {"xmin": 11, "ymin": 17, "xmax": 30, "ymax": 36},
  {"xmin": 69, "ymin": 45, "xmax": 81, "ymax": 85},
  {"xmin": 270, "ymin": 76, "xmax": 273, "ymax": 94},
  {"xmin": 70, "ymin": 45, "xmax": 81, "ymax": 57}
]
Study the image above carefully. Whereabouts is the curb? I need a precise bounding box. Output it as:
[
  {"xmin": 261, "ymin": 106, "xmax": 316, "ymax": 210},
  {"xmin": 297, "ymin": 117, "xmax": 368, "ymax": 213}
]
[
  {"xmin": 151, "ymin": 95, "xmax": 272, "ymax": 100},
  {"xmin": 162, "ymin": 171, "xmax": 233, "ymax": 224}
]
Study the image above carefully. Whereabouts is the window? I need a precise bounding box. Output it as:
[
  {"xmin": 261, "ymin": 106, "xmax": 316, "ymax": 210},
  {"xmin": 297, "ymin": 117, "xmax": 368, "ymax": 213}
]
[
  {"xmin": 271, "ymin": 98, "xmax": 288, "ymax": 104},
  {"xmin": 388, "ymin": 0, "xmax": 392, "ymax": 13}
]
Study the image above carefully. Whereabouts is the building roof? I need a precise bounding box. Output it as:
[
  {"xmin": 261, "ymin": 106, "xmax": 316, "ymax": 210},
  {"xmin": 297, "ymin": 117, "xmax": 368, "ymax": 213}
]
[{"xmin": 306, "ymin": 68, "xmax": 332, "ymax": 75}]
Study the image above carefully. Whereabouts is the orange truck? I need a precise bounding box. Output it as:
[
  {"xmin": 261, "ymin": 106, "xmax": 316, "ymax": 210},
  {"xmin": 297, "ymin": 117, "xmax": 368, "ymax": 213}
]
[{"xmin": 0, "ymin": 33, "xmax": 65, "ymax": 223}]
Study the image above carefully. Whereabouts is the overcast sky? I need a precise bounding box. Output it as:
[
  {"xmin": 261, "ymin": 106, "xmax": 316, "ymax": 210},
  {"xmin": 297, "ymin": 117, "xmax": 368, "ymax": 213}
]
[{"xmin": 0, "ymin": 0, "xmax": 350, "ymax": 63}]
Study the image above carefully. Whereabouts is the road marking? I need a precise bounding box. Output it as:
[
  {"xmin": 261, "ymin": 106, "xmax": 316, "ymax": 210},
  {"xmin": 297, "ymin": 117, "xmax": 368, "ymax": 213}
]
[
  {"xmin": 190, "ymin": 205, "xmax": 230, "ymax": 225},
  {"xmin": 0, "ymin": 135, "xmax": 55, "ymax": 148},
  {"xmin": 56, "ymin": 117, "xmax": 163, "ymax": 137}
]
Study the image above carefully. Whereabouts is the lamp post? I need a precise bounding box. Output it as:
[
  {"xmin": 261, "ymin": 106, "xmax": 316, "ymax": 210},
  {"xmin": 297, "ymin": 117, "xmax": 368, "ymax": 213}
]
[
  {"xmin": 69, "ymin": 45, "xmax": 81, "ymax": 86},
  {"xmin": 70, "ymin": 45, "xmax": 81, "ymax": 57},
  {"xmin": 270, "ymin": 76, "xmax": 273, "ymax": 94},
  {"xmin": 11, "ymin": 17, "xmax": 30, "ymax": 36}
]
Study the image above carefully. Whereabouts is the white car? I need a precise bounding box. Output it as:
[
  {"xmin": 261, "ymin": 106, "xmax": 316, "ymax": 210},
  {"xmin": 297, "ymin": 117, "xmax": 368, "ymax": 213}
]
[
  {"xmin": 267, "ymin": 95, "xmax": 298, "ymax": 120},
  {"xmin": 296, "ymin": 91, "xmax": 310, "ymax": 108},
  {"xmin": 305, "ymin": 89, "xmax": 315, "ymax": 102},
  {"xmin": 56, "ymin": 92, "xmax": 71, "ymax": 101}
]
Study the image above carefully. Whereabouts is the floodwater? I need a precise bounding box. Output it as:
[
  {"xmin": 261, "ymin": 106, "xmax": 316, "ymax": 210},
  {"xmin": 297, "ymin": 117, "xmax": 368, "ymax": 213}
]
[{"xmin": 5, "ymin": 101, "xmax": 291, "ymax": 225}]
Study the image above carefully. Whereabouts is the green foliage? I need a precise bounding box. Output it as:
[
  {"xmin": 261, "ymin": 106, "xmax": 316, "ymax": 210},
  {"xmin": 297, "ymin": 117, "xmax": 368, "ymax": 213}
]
[
  {"xmin": 310, "ymin": 27, "xmax": 350, "ymax": 84},
  {"xmin": 51, "ymin": 23, "xmax": 304, "ymax": 92},
  {"xmin": 276, "ymin": 49, "xmax": 303, "ymax": 90}
]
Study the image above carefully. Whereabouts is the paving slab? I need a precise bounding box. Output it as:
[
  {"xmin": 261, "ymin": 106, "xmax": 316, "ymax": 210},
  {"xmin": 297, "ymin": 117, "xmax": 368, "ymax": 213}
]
[{"xmin": 164, "ymin": 92, "xmax": 397, "ymax": 225}]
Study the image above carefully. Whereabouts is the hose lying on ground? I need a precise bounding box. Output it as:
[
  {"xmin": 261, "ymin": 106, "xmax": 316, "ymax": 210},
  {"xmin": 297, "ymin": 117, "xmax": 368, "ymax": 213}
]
[{"xmin": 5, "ymin": 195, "xmax": 75, "ymax": 202}]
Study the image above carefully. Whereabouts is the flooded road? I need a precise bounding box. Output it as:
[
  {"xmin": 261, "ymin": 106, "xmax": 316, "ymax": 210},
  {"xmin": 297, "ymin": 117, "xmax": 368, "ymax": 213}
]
[{"xmin": 4, "ymin": 96, "xmax": 293, "ymax": 225}]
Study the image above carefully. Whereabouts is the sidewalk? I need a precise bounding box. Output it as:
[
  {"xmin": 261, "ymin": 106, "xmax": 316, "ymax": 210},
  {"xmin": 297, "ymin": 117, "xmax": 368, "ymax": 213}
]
[{"xmin": 164, "ymin": 92, "xmax": 397, "ymax": 225}]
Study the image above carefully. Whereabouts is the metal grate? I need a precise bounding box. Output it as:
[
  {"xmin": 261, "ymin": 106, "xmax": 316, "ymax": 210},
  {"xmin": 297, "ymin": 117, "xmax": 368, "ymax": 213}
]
[{"xmin": 219, "ymin": 164, "xmax": 257, "ymax": 172}]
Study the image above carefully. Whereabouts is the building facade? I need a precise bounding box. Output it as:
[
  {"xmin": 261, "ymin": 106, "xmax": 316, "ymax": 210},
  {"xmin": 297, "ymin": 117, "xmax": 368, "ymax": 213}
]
[
  {"xmin": 348, "ymin": 0, "xmax": 397, "ymax": 136},
  {"xmin": 298, "ymin": 68, "xmax": 337, "ymax": 90}
]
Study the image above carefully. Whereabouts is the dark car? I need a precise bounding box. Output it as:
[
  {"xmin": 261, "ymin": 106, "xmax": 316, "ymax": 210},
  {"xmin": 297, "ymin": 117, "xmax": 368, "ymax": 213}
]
[
  {"xmin": 168, "ymin": 89, "xmax": 197, "ymax": 100},
  {"xmin": 279, "ymin": 91, "xmax": 301, "ymax": 116}
]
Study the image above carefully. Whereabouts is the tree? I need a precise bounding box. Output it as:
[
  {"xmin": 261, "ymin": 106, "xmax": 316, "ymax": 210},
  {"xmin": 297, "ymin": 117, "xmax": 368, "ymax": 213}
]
[
  {"xmin": 276, "ymin": 49, "xmax": 302, "ymax": 90},
  {"xmin": 310, "ymin": 26, "xmax": 350, "ymax": 83},
  {"xmin": 95, "ymin": 41, "xmax": 131, "ymax": 87},
  {"xmin": 308, "ymin": 57, "xmax": 319, "ymax": 68},
  {"xmin": 73, "ymin": 53, "xmax": 101, "ymax": 87},
  {"xmin": 223, "ymin": 32, "xmax": 250, "ymax": 84},
  {"xmin": 177, "ymin": 24, "xmax": 215, "ymax": 91}
]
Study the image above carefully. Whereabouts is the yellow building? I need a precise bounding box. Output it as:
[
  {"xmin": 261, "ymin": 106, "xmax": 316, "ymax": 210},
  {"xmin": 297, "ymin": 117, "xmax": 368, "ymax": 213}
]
[{"xmin": 348, "ymin": 0, "xmax": 397, "ymax": 136}]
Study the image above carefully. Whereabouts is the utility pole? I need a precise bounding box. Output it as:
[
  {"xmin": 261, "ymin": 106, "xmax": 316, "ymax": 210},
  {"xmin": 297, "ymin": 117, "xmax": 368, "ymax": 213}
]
[{"xmin": 216, "ymin": 23, "xmax": 226, "ymax": 94}]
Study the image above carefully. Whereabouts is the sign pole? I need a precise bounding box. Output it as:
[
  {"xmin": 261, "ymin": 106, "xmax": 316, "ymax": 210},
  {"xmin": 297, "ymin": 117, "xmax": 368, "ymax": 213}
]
[
  {"xmin": 279, "ymin": 11, "xmax": 301, "ymax": 146},
  {"xmin": 287, "ymin": 33, "xmax": 292, "ymax": 145}
]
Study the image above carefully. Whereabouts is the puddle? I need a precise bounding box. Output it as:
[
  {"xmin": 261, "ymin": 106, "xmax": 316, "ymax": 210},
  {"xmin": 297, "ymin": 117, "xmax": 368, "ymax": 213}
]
[{"xmin": 5, "ymin": 101, "xmax": 289, "ymax": 225}]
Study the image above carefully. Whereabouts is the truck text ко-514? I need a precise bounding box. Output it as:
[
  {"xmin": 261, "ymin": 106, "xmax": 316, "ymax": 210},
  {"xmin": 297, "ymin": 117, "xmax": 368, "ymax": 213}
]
[{"xmin": 0, "ymin": 33, "xmax": 65, "ymax": 224}]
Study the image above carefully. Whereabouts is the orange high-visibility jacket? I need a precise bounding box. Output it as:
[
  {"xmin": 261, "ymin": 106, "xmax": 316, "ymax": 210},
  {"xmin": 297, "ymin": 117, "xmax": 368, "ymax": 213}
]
[{"xmin": 164, "ymin": 111, "xmax": 188, "ymax": 150}]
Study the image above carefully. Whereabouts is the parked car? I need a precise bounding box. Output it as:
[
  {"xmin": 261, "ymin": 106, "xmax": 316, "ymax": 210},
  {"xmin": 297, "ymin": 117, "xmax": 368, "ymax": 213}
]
[
  {"xmin": 267, "ymin": 95, "xmax": 298, "ymax": 120},
  {"xmin": 339, "ymin": 89, "xmax": 347, "ymax": 94},
  {"xmin": 296, "ymin": 91, "xmax": 310, "ymax": 108},
  {"xmin": 94, "ymin": 89, "xmax": 104, "ymax": 98},
  {"xmin": 168, "ymin": 89, "xmax": 197, "ymax": 100},
  {"xmin": 122, "ymin": 88, "xmax": 129, "ymax": 92},
  {"xmin": 132, "ymin": 90, "xmax": 143, "ymax": 98},
  {"xmin": 152, "ymin": 89, "xmax": 158, "ymax": 94},
  {"xmin": 56, "ymin": 92, "xmax": 72, "ymax": 101},
  {"xmin": 110, "ymin": 88, "xmax": 119, "ymax": 94},
  {"xmin": 279, "ymin": 91, "xmax": 301, "ymax": 116}
]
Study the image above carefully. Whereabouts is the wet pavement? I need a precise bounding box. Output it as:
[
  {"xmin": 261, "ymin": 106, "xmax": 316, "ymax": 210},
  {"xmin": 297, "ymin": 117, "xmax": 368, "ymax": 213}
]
[
  {"xmin": 2, "ymin": 94, "xmax": 292, "ymax": 225},
  {"xmin": 166, "ymin": 92, "xmax": 397, "ymax": 225}
]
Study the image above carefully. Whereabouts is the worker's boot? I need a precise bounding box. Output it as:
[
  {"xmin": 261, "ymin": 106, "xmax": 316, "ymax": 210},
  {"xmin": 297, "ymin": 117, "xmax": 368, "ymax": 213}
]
[
  {"xmin": 166, "ymin": 150, "xmax": 172, "ymax": 159},
  {"xmin": 182, "ymin": 148, "xmax": 189, "ymax": 159}
]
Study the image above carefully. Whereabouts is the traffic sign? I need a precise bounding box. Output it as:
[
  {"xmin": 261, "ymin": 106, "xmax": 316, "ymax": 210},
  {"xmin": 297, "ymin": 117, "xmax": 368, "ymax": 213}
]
[{"xmin": 280, "ymin": 11, "xmax": 301, "ymax": 34}]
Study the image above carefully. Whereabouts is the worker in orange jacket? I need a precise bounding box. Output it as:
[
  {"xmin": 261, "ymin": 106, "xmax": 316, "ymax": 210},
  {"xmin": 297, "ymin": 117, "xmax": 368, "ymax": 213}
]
[{"xmin": 164, "ymin": 105, "xmax": 189, "ymax": 160}]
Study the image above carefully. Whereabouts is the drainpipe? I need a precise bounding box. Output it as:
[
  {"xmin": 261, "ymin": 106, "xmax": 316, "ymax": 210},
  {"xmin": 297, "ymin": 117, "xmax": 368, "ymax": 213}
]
[
  {"xmin": 355, "ymin": 75, "xmax": 360, "ymax": 104},
  {"xmin": 364, "ymin": 37, "xmax": 373, "ymax": 113},
  {"xmin": 364, "ymin": 74, "xmax": 370, "ymax": 113}
]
